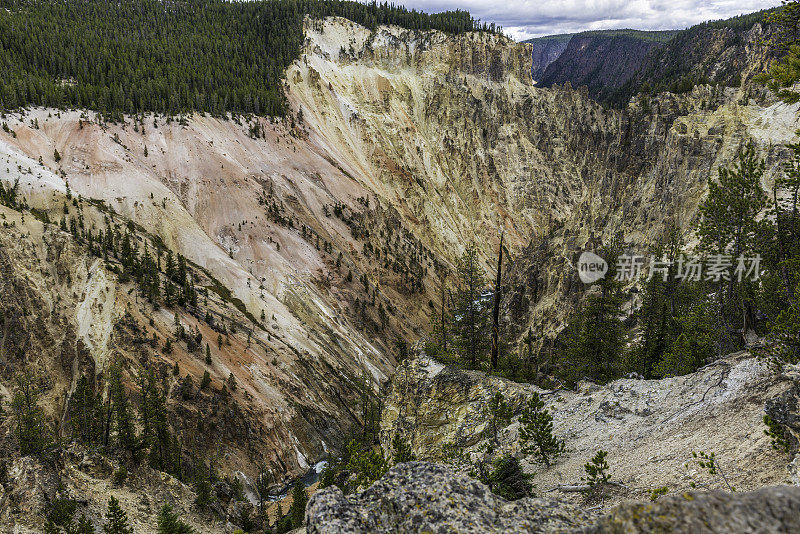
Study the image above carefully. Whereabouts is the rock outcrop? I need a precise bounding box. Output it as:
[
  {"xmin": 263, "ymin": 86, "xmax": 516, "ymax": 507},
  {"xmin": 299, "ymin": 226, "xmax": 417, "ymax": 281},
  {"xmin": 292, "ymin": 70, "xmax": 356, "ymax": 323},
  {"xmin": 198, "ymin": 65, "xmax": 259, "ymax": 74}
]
[
  {"xmin": 306, "ymin": 462, "xmax": 595, "ymax": 534},
  {"xmin": 381, "ymin": 350, "xmax": 797, "ymax": 505},
  {"xmin": 586, "ymin": 485, "xmax": 800, "ymax": 533},
  {"xmin": 306, "ymin": 461, "xmax": 800, "ymax": 534}
]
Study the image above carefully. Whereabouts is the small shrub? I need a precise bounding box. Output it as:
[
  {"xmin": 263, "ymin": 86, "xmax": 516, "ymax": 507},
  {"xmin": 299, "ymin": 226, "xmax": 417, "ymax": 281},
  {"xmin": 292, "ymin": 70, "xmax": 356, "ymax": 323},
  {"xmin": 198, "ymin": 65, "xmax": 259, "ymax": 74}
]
[
  {"xmin": 763, "ymin": 415, "xmax": 792, "ymax": 453},
  {"xmin": 686, "ymin": 451, "xmax": 735, "ymax": 492},
  {"xmin": 582, "ymin": 450, "xmax": 610, "ymax": 487},
  {"xmin": 483, "ymin": 455, "xmax": 533, "ymax": 500},
  {"xmin": 649, "ymin": 486, "xmax": 669, "ymax": 501},
  {"xmin": 113, "ymin": 466, "xmax": 128, "ymax": 485}
]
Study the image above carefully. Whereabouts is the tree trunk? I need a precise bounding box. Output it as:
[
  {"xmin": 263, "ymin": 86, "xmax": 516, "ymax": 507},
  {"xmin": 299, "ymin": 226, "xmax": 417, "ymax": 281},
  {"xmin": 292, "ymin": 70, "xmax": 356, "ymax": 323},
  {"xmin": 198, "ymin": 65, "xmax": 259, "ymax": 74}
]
[
  {"xmin": 774, "ymin": 186, "xmax": 795, "ymax": 305},
  {"xmin": 491, "ymin": 232, "xmax": 504, "ymax": 370}
]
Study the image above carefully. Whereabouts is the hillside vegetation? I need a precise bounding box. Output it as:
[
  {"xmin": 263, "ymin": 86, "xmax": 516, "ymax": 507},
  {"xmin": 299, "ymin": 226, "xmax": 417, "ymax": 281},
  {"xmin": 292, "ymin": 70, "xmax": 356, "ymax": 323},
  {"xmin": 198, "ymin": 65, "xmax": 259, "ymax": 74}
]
[{"xmin": 0, "ymin": 0, "xmax": 491, "ymax": 117}]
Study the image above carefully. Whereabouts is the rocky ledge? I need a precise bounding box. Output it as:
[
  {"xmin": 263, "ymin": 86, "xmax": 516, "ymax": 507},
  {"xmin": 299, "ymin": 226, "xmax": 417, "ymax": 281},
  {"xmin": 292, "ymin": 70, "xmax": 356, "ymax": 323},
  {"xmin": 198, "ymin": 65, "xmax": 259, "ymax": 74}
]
[{"xmin": 306, "ymin": 462, "xmax": 800, "ymax": 534}]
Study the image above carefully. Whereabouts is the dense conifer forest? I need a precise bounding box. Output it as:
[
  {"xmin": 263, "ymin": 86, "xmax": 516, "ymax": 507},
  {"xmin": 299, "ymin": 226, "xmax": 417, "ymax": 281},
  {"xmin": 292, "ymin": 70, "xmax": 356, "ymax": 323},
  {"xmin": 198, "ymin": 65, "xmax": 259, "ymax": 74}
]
[{"xmin": 0, "ymin": 0, "xmax": 492, "ymax": 117}]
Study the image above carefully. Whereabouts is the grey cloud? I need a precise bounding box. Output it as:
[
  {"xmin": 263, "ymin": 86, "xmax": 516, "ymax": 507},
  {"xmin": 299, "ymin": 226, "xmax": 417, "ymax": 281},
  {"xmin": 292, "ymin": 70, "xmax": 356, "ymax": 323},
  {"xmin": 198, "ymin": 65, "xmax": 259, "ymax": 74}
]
[{"xmin": 392, "ymin": 0, "xmax": 782, "ymax": 39}]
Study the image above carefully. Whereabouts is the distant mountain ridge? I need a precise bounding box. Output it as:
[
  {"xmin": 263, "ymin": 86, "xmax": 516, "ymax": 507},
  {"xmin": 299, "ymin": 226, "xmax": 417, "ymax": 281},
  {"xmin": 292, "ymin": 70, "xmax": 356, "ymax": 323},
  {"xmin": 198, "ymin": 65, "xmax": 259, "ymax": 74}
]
[
  {"xmin": 529, "ymin": 9, "xmax": 775, "ymax": 105},
  {"xmin": 525, "ymin": 29, "xmax": 677, "ymax": 83}
]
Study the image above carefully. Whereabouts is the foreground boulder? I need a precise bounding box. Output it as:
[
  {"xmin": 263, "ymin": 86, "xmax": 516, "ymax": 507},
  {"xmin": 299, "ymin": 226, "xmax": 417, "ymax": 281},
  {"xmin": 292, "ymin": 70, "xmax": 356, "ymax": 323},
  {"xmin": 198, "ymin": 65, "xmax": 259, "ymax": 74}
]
[
  {"xmin": 306, "ymin": 462, "xmax": 594, "ymax": 533},
  {"xmin": 587, "ymin": 485, "xmax": 800, "ymax": 533},
  {"xmin": 306, "ymin": 462, "xmax": 800, "ymax": 534}
]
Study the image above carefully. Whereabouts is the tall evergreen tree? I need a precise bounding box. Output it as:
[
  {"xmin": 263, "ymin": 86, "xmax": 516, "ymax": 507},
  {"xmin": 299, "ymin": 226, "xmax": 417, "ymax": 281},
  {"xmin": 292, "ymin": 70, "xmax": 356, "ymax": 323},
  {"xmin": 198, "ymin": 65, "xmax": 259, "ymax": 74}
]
[
  {"xmin": 11, "ymin": 373, "xmax": 52, "ymax": 456},
  {"xmin": 288, "ymin": 481, "xmax": 308, "ymax": 529},
  {"xmin": 451, "ymin": 244, "xmax": 490, "ymax": 368},
  {"xmin": 70, "ymin": 374, "xmax": 103, "ymax": 444},
  {"xmin": 634, "ymin": 225, "xmax": 684, "ymax": 378},
  {"xmin": 109, "ymin": 365, "xmax": 138, "ymax": 456},
  {"xmin": 104, "ymin": 496, "xmax": 133, "ymax": 534},
  {"xmin": 697, "ymin": 143, "xmax": 767, "ymax": 343}
]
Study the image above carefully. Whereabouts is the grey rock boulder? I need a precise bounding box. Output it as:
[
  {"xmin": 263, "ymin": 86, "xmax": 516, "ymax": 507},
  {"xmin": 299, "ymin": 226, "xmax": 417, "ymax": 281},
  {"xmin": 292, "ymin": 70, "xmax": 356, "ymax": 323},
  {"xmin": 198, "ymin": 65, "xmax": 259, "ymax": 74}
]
[
  {"xmin": 584, "ymin": 485, "xmax": 800, "ymax": 533},
  {"xmin": 306, "ymin": 461, "xmax": 593, "ymax": 533},
  {"xmin": 307, "ymin": 462, "xmax": 800, "ymax": 534}
]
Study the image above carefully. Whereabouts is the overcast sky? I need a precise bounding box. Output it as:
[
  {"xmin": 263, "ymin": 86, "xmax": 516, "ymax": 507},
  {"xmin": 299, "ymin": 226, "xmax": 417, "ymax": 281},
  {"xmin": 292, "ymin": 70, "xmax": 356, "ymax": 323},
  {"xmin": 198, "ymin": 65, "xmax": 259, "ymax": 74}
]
[{"xmin": 394, "ymin": 0, "xmax": 782, "ymax": 40}]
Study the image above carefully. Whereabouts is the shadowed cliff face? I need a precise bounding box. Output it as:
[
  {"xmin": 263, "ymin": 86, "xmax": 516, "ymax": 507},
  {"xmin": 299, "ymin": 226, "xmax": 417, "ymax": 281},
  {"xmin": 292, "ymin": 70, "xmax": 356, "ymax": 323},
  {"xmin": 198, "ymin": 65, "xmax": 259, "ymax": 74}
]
[
  {"xmin": 527, "ymin": 35, "xmax": 571, "ymax": 82},
  {"xmin": 536, "ymin": 35, "xmax": 666, "ymax": 100}
]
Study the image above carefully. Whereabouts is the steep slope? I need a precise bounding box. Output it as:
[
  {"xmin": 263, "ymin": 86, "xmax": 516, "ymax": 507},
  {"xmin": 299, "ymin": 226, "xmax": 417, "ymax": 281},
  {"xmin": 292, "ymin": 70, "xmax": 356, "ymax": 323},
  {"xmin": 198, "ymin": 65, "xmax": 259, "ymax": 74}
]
[
  {"xmin": 536, "ymin": 31, "xmax": 676, "ymax": 101},
  {"xmin": 380, "ymin": 350, "xmax": 798, "ymax": 506},
  {"xmin": 526, "ymin": 34, "xmax": 572, "ymax": 82},
  {"xmin": 609, "ymin": 13, "xmax": 776, "ymax": 106}
]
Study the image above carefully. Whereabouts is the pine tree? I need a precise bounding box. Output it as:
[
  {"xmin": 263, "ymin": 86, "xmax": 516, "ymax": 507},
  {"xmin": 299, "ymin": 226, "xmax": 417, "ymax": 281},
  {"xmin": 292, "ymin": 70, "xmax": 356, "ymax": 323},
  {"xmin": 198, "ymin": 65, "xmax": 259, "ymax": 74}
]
[
  {"xmin": 157, "ymin": 504, "xmax": 195, "ymax": 534},
  {"xmin": 11, "ymin": 373, "xmax": 52, "ymax": 456},
  {"xmin": 104, "ymin": 496, "xmax": 133, "ymax": 534},
  {"xmin": 109, "ymin": 366, "xmax": 137, "ymax": 456},
  {"xmin": 194, "ymin": 461, "xmax": 215, "ymax": 510},
  {"xmin": 485, "ymin": 392, "xmax": 512, "ymax": 447},
  {"xmin": 288, "ymin": 481, "xmax": 308, "ymax": 528},
  {"xmin": 391, "ymin": 433, "xmax": 416, "ymax": 464},
  {"xmin": 484, "ymin": 455, "xmax": 533, "ymax": 500},
  {"xmin": 491, "ymin": 232, "xmax": 504, "ymax": 370},
  {"xmin": 582, "ymin": 450, "xmax": 611, "ymax": 487},
  {"xmin": 519, "ymin": 392, "xmax": 565, "ymax": 467},
  {"xmin": 76, "ymin": 516, "xmax": 96, "ymax": 534},
  {"xmin": 633, "ymin": 225, "xmax": 684, "ymax": 378},
  {"xmin": 697, "ymin": 143, "xmax": 767, "ymax": 343},
  {"xmin": 451, "ymin": 244, "xmax": 490, "ymax": 368}
]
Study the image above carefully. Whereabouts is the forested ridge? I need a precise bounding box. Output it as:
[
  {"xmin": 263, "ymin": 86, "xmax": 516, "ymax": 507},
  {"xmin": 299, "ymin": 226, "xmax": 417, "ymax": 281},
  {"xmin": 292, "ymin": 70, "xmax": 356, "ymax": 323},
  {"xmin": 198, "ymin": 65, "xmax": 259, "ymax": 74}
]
[{"xmin": 0, "ymin": 0, "xmax": 491, "ymax": 117}]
